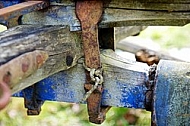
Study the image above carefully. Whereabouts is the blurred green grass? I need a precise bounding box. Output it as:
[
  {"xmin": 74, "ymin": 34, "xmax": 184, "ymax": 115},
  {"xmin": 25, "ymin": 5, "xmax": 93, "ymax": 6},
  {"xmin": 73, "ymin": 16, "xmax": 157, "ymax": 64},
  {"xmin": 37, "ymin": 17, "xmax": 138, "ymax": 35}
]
[
  {"xmin": 0, "ymin": 98, "xmax": 151, "ymax": 126},
  {"xmin": 0, "ymin": 25, "xmax": 7, "ymax": 32},
  {"xmin": 139, "ymin": 24, "xmax": 190, "ymax": 49}
]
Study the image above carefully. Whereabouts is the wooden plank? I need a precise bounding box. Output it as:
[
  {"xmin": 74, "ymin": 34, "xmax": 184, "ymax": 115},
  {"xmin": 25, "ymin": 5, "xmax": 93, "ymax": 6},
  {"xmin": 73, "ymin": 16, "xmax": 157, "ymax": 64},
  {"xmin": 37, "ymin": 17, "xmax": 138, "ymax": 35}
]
[
  {"xmin": 14, "ymin": 49, "xmax": 149, "ymax": 109},
  {"xmin": 0, "ymin": 1, "xmax": 49, "ymax": 22},
  {"xmin": 2, "ymin": 0, "xmax": 190, "ymax": 26},
  {"xmin": 107, "ymin": 0, "xmax": 190, "ymax": 11},
  {"xmin": 20, "ymin": 1, "xmax": 190, "ymax": 28},
  {"xmin": 0, "ymin": 25, "xmax": 83, "ymax": 93},
  {"xmin": 100, "ymin": 8, "xmax": 190, "ymax": 27}
]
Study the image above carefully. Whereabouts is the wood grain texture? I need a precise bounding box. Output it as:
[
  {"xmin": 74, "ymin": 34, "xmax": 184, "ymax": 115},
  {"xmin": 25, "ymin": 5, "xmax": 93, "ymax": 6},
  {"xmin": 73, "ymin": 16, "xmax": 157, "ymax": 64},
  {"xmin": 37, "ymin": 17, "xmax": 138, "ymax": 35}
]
[
  {"xmin": 0, "ymin": 25, "xmax": 149, "ymax": 96},
  {"xmin": 0, "ymin": 25, "xmax": 83, "ymax": 93},
  {"xmin": 21, "ymin": 0, "xmax": 190, "ymax": 28},
  {"xmin": 14, "ymin": 49, "xmax": 149, "ymax": 109},
  {"xmin": 0, "ymin": 25, "xmax": 147, "ymax": 94},
  {"xmin": 107, "ymin": 0, "xmax": 190, "ymax": 11}
]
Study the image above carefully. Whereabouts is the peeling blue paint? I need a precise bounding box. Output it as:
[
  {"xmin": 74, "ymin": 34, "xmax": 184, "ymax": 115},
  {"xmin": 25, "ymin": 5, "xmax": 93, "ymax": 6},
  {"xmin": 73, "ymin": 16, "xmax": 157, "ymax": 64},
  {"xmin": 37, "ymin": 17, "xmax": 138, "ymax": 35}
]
[
  {"xmin": 153, "ymin": 60, "xmax": 190, "ymax": 125},
  {"xmin": 14, "ymin": 63, "xmax": 148, "ymax": 109}
]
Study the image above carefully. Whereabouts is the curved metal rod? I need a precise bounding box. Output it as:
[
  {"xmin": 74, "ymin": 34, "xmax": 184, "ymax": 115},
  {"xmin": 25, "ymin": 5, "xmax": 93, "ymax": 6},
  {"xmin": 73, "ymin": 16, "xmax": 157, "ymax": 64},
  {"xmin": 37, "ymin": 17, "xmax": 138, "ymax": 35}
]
[{"xmin": 0, "ymin": 81, "xmax": 11, "ymax": 110}]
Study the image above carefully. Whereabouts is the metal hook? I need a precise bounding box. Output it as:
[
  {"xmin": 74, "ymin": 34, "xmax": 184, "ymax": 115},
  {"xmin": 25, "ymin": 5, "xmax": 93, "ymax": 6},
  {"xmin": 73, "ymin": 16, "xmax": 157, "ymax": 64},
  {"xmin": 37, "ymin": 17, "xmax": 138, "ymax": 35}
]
[{"xmin": 0, "ymin": 81, "xmax": 11, "ymax": 110}]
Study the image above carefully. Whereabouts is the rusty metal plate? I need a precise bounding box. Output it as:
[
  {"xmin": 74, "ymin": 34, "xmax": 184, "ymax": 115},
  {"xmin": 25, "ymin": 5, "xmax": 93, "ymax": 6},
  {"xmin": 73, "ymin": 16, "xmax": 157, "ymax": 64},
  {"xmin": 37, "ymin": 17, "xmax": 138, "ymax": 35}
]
[{"xmin": 76, "ymin": 0, "xmax": 106, "ymax": 124}]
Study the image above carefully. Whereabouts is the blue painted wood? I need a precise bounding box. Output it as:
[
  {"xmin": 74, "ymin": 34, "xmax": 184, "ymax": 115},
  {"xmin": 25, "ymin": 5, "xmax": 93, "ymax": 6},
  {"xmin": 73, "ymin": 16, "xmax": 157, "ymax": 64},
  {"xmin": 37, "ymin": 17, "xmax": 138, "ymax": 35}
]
[
  {"xmin": 153, "ymin": 60, "xmax": 190, "ymax": 125},
  {"xmin": 14, "ymin": 51, "xmax": 149, "ymax": 109}
]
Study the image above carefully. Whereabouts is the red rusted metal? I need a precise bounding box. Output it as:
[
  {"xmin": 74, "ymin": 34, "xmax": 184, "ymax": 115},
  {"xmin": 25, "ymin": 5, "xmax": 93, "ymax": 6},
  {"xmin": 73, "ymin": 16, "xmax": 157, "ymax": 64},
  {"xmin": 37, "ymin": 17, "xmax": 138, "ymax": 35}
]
[
  {"xmin": 0, "ymin": 50, "xmax": 48, "ymax": 89},
  {"xmin": 76, "ymin": 0, "xmax": 108, "ymax": 124},
  {"xmin": 0, "ymin": 50, "xmax": 48, "ymax": 110},
  {"xmin": 0, "ymin": 1, "xmax": 49, "ymax": 22},
  {"xmin": 23, "ymin": 84, "xmax": 44, "ymax": 116},
  {"xmin": 0, "ymin": 81, "xmax": 11, "ymax": 110},
  {"xmin": 76, "ymin": 0, "xmax": 102, "ymax": 69}
]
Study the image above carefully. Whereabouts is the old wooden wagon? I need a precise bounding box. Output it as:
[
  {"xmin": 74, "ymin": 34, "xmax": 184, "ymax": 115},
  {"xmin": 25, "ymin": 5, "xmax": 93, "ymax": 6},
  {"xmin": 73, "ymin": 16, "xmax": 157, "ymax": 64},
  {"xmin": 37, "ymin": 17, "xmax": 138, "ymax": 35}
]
[{"xmin": 0, "ymin": 0, "xmax": 190, "ymax": 125}]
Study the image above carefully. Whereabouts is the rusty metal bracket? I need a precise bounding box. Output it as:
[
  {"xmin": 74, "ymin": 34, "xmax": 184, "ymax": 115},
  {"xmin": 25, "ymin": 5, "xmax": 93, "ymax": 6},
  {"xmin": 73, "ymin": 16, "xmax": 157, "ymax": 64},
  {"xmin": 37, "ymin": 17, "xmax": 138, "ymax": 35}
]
[
  {"xmin": 23, "ymin": 84, "xmax": 45, "ymax": 115},
  {"xmin": 76, "ymin": 0, "xmax": 109, "ymax": 124}
]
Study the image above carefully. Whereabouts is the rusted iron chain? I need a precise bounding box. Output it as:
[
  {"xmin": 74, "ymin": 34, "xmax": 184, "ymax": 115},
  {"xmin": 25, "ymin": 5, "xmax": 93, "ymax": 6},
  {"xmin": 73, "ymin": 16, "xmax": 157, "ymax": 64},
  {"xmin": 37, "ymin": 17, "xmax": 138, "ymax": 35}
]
[{"xmin": 80, "ymin": 63, "xmax": 103, "ymax": 102}]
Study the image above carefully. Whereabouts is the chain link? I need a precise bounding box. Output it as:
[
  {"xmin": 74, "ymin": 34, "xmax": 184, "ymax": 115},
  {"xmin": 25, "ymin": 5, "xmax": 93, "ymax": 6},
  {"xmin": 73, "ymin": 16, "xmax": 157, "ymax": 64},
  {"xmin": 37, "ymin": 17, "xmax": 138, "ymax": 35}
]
[{"xmin": 79, "ymin": 63, "xmax": 104, "ymax": 103}]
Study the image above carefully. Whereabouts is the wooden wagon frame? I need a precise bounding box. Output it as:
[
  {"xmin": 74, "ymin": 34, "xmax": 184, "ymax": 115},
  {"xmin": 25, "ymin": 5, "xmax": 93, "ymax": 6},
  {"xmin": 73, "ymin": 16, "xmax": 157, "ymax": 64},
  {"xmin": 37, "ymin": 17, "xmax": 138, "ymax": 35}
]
[{"xmin": 0, "ymin": 0, "xmax": 190, "ymax": 125}]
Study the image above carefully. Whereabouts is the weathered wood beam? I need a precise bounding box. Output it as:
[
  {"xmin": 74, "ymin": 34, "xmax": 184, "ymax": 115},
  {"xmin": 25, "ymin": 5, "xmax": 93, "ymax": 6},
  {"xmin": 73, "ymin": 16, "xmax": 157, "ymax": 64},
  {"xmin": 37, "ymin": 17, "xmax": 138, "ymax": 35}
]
[
  {"xmin": 101, "ymin": 8, "xmax": 190, "ymax": 27},
  {"xmin": 0, "ymin": 24, "xmax": 147, "ymax": 95},
  {"xmin": 20, "ymin": 0, "xmax": 190, "ymax": 29},
  {"xmin": 0, "ymin": 25, "xmax": 150, "ymax": 99},
  {"xmin": 107, "ymin": 0, "xmax": 190, "ymax": 11},
  {"xmin": 14, "ymin": 49, "xmax": 149, "ymax": 109},
  {"xmin": 51, "ymin": 0, "xmax": 190, "ymax": 10},
  {"xmin": 0, "ymin": 1, "xmax": 49, "ymax": 22},
  {"xmin": 0, "ymin": 25, "xmax": 83, "ymax": 93}
]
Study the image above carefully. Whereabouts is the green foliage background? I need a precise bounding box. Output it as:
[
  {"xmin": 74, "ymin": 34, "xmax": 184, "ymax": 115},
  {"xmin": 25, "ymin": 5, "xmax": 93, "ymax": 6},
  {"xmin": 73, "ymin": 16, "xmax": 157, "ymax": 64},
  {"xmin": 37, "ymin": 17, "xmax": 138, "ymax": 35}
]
[
  {"xmin": 139, "ymin": 24, "xmax": 190, "ymax": 49},
  {"xmin": 0, "ymin": 98, "xmax": 151, "ymax": 126}
]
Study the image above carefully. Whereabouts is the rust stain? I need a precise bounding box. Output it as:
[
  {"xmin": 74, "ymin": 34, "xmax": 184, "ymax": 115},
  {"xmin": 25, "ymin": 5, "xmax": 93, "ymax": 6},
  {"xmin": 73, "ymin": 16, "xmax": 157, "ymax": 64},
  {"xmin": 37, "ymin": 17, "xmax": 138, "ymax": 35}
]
[
  {"xmin": 3, "ymin": 71, "xmax": 11, "ymax": 84},
  {"xmin": 76, "ymin": 0, "xmax": 103, "ymax": 69},
  {"xmin": 76, "ymin": 0, "xmax": 109, "ymax": 124},
  {"xmin": 36, "ymin": 54, "xmax": 44, "ymax": 67},
  {"xmin": 27, "ymin": 109, "xmax": 40, "ymax": 115},
  {"xmin": 0, "ymin": 50, "xmax": 48, "ymax": 109},
  {"xmin": 36, "ymin": 52, "xmax": 48, "ymax": 68},
  {"xmin": 22, "ymin": 60, "xmax": 30, "ymax": 73}
]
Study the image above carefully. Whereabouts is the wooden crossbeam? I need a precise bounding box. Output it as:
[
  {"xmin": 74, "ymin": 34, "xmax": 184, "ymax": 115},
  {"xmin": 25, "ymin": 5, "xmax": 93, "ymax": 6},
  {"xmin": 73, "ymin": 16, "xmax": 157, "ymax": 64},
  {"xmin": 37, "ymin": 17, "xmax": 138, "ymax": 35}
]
[
  {"xmin": 20, "ymin": 0, "xmax": 190, "ymax": 29},
  {"xmin": 0, "ymin": 1, "xmax": 49, "ymax": 22}
]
